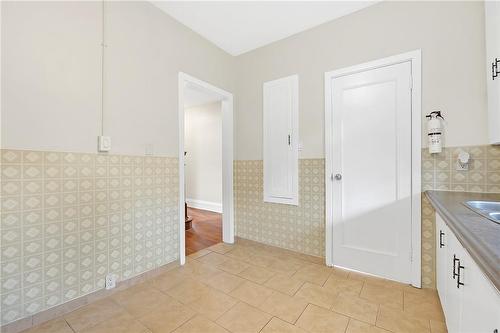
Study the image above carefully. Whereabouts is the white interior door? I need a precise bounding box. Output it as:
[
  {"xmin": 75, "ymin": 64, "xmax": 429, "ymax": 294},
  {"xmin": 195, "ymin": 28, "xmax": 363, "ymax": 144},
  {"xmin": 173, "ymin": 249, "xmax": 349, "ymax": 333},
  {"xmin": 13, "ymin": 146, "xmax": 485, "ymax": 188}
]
[{"xmin": 331, "ymin": 61, "xmax": 412, "ymax": 283}]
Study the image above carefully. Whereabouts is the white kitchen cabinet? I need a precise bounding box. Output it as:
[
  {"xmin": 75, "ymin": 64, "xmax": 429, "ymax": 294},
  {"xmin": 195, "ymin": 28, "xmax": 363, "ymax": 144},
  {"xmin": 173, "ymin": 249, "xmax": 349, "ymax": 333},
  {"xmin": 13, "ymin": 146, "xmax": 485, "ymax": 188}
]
[
  {"xmin": 445, "ymin": 229, "xmax": 465, "ymax": 333},
  {"xmin": 485, "ymin": 1, "xmax": 500, "ymax": 144},
  {"xmin": 460, "ymin": 249, "xmax": 500, "ymax": 332},
  {"xmin": 435, "ymin": 215, "xmax": 449, "ymax": 314},
  {"xmin": 435, "ymin": 213, "xmax": 500, "ymax": 333}
]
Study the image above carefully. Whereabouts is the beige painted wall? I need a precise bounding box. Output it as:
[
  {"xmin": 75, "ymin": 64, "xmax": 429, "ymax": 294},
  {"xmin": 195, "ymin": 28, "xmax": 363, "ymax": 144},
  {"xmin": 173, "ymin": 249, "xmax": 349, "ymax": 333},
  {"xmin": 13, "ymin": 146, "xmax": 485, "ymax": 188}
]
[
  {"xmin": 0, "ymin": 0, "xmax": 493, "ymax": 326},
  {"xmin": 185, "ymin": 102, "xmax": 222, "ymax": 206},
  {"xmin": 1, "ymin": 1, "xmax": 235, "ymax": 155},
  {"xmin": 0, "ymin": 1, "xmax": 234, "ymax": 327},
  {"xmin": 234, "ymin": 1, "xmax": 488, "ymax": 160}
]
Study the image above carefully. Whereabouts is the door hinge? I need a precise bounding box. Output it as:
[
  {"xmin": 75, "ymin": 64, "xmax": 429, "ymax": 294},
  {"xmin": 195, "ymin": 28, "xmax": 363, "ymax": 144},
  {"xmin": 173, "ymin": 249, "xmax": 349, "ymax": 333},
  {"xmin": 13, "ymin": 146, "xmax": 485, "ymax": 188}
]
[
  {"xmin": 288, "ymin": 134, "xmax": 291, "ymax": 146},
  {"xmin": 409, "ymin": 74, "xmax": 413, "ymax": 90}
]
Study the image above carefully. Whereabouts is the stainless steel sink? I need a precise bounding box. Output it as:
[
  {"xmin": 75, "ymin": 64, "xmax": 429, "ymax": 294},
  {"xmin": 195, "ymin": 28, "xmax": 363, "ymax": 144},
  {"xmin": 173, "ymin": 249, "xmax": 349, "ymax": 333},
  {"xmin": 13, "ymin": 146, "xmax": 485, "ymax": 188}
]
[
  {"xmin": 464, "ymin": 200, "xmax": 500, "ymax": 224},
  {"xmin": 488, "ymin": 212, "xmax": 500, "ymax": 222}
]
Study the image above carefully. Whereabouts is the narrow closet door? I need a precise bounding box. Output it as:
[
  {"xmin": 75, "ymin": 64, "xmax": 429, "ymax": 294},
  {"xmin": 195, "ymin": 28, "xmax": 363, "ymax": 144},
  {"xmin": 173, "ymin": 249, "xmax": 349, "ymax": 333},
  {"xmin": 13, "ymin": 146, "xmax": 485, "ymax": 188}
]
[{"xmin": 263, "ymin": 75, "xmax": 299, "ymax": 205}]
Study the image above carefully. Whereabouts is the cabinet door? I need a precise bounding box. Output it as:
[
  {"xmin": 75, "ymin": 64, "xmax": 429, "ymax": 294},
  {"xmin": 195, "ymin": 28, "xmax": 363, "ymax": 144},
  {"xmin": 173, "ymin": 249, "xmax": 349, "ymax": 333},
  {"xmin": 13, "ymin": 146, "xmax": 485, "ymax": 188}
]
[
  {"xmin": 435, "ymin": 214, "xmax": 449, "ymax": 313},
  {"xmin": 445, "ymin": 230, "xmax": 464, "ymax": 333},
  {"xmin": 485, "ymin": 1, "xmax": 500, "ymax": 144},
  {"xmin": 263, "ymin": 75, "xmax": 299, "ymax": 205},
  {"xmin": 460, "ymin": 248, "xmax": 500, "ymax": 333}
]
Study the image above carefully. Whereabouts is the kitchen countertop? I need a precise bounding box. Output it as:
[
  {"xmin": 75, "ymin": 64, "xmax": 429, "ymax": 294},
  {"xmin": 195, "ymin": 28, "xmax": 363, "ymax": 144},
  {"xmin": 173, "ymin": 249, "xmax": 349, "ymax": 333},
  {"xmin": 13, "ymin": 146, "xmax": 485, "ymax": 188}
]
[{"xmin": 425, "ymin": 190, "xmax": 500, "ymax": 291}]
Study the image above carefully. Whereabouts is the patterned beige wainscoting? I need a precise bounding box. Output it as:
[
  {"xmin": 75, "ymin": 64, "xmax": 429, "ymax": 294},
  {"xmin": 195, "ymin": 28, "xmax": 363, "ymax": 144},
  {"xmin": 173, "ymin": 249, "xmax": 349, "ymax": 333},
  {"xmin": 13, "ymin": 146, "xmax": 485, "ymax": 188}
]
[
  {"xmin": 421, "ymin": 194, "xmax": 436, "ymax": 289},
  {"xmin": 420, "ymin": 145, "xmax": 500, "ymax": 289},
  {"xmin": 235, "ymin": 145, "xmax": 500, "ymax": 290},
  {"xmin": 0, "ymin": 149, "xmax": 179, "ymax": 325},
  {"xmin": 234, "ymin": 159, "xmax": 325, "ymax": 257},
  {"xmin": 422, "ymin": 145, "xmax": 500, "ymax": 192}
]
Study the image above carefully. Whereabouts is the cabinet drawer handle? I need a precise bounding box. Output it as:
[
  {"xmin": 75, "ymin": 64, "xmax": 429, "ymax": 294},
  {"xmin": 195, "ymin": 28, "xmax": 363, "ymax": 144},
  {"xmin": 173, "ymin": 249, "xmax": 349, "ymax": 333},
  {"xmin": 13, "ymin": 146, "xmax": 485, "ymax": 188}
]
[
  {"xmin": 457, "ymin": 260, "xmax": 465, "ymax": 288},
  {"xmin": 439, "ymin": 230, "xmax": 444, "ymax": 248},
  {"xmin": 453, "ymin": 255, "xmax": 459, "ymax": 279}
]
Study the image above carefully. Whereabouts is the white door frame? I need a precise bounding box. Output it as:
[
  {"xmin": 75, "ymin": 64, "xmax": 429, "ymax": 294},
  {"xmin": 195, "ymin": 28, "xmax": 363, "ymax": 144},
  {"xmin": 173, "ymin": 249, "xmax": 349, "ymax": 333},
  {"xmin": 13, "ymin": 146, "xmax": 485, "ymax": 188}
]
[
  {"xmin": 324, "ymin": 50, "xmax": 422, "ymax": 287},
  {"xmin": 178, "ymin": 72, "xmax": 234, "ymax": 265}
]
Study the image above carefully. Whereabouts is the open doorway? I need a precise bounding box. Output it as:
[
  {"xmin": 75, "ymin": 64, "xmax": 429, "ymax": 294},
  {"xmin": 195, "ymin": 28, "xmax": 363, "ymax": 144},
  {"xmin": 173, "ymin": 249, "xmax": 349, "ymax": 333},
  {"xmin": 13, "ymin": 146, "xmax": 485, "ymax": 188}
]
[
  {"xmin": 178, "ymin": 73, "xmax": 234, "ymax": 264},
  {"xmin": 184, "ymin": 97, "xmax": 222, "ymax": 254}
]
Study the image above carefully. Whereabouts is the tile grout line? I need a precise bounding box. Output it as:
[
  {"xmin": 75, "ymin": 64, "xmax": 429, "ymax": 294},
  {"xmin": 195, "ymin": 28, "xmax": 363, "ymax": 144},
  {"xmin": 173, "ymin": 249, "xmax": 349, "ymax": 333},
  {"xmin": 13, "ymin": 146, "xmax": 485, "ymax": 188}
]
[
  {"xmin": 211, "ymin": 298, "xmax": 241, "ymax": 323},
  {"xmin": 344, "ymin": 317, "xmax": 351, "ymax": 333},
  {"xmin": 259, "ymin": 315, "xmax": 276, "ymax": 333},
  {"xmin": 292, "ymin": 300, "xmax": 312, "ymax": 326}
]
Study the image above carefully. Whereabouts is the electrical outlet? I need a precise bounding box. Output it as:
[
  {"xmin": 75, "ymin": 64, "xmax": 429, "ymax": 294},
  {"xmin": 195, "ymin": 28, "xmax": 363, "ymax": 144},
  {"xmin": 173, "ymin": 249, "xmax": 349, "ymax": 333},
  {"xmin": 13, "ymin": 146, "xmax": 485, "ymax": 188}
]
[
  {"xmin": 105, "ymin": 273, "xmax": 116, "ymax": 290},
  {"xmin": 456, "ymin": 161, "xmax": 469, "ymax": 171}
]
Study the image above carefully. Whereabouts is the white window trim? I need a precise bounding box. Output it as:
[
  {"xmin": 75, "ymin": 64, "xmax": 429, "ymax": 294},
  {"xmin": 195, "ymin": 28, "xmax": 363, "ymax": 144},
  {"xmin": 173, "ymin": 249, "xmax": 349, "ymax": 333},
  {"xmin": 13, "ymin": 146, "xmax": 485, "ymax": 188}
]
[
  {"xmin": 324, "ymin": 50, "xmax": 422, "ymax": 288},
  {"xmin": 263, "ymin": 74, "xmax": 299, "ymax": 206}
]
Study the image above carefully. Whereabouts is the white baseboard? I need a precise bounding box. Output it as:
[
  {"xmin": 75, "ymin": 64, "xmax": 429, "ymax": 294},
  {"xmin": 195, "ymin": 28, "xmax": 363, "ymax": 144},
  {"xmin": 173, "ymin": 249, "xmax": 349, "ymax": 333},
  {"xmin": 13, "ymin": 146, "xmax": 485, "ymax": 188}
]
[{"xmin": 186, "ymin": 198, "xmax": 223, "ymax": 213}]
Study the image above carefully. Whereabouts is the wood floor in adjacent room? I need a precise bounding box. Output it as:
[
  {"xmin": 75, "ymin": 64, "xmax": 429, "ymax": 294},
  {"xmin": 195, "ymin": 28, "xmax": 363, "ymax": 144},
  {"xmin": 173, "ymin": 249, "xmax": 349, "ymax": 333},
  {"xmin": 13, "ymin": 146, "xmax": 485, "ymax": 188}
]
[{"xmin": 185, "ymin": 207, "xmax": 222, "ymax": 255}]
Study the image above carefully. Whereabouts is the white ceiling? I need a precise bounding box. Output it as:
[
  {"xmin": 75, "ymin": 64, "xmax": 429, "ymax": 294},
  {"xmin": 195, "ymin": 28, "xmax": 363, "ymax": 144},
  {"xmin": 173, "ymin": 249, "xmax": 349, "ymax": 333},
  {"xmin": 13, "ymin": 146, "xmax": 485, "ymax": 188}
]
[
  {"xmin": 152, "ymin": 1, "xmax": 379, "ymax": 56},
  {"xmin": 184, "ymin": 83, "xmax": 221, "ymax": 108}
]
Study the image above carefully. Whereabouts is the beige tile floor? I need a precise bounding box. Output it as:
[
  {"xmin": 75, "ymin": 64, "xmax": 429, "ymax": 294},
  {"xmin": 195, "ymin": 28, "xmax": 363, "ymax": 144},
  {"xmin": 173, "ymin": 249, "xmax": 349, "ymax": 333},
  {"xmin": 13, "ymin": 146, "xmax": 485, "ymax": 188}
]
[{"xmin": 21, "ymin": 240, "xmax": 447, "ymax": 333}]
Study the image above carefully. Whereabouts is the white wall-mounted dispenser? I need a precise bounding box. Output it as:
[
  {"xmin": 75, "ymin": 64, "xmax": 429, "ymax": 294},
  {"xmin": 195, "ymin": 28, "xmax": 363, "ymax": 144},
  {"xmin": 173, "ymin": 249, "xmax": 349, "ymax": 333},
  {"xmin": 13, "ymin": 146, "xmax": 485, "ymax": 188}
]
[{"xmin": 426, "ymin": 111, "xmax": 444, "ymax": 154}]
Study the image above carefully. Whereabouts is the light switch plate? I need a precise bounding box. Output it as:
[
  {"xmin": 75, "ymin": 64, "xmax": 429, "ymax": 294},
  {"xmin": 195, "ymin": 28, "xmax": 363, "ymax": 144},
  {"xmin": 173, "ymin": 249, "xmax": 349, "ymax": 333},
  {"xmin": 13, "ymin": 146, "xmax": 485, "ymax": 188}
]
[{"xmin": 98, "ymin": 136, "xmax": 111, "ymax": 152}]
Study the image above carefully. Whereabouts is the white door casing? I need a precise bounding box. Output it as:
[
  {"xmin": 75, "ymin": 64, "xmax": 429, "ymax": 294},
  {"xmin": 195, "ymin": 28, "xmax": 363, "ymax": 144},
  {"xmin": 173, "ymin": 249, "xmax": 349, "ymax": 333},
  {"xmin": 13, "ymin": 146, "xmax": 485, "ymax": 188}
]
[
  {"xmin": 178, "ymin": 72, "xmax": 234, "ymax": 265},
  {"xmin": 324, "ymin": 50, "xmax": 421, "ymax": 287}
]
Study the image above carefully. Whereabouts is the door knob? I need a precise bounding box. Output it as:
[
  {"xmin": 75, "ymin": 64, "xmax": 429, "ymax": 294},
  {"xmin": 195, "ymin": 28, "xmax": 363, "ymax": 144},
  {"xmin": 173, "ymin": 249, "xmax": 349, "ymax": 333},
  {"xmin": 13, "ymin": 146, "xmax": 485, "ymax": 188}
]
[{"xmin": 334, "ymin": 174, "xmax": 342, "ymax": 180}]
